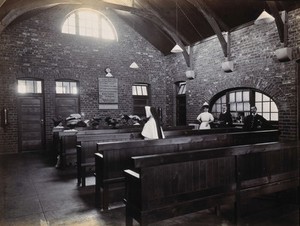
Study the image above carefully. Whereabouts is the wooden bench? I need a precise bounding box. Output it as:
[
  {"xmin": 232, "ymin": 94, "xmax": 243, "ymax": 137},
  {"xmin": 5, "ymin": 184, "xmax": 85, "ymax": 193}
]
[
  {"xmin": 124, "ymin": 141, "xmax": 299, "ymax": 226},
  {"xmin": 76, "ymin": 126, "xmax": 207, "ymax": 186},
  {"xmin": 95, "ymin": 129, "xmax": 279, "ymax": 210}
]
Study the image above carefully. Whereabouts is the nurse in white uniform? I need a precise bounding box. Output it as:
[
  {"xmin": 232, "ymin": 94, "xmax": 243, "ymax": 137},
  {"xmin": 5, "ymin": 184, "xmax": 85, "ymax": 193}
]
[{"xmin": 196, "ymin": 102, "xmax": 214, "ymax": 130}]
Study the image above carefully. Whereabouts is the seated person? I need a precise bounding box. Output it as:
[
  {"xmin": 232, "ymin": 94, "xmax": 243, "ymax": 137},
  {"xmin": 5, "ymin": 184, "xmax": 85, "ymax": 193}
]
[
  {"xmin": 218, "ymin": 105, "xmax": 233, "ymax": 127},
  {"xmin": 243, "ymin": 106, "xmax": 273, "ymax": 131},
  {"xmin": 141, "ymin": 106, "xmax": 165, "ymax": 139}
]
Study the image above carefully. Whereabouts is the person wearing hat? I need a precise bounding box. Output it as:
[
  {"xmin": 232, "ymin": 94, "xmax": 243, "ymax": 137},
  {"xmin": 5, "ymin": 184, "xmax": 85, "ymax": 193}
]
[
  {"xmin": 196, "ymin": 102, "xmax": 214, "ymax": 130},
  {"xmin": 141, "ymin": 106, "xmax": 165, "ymax": 139}
]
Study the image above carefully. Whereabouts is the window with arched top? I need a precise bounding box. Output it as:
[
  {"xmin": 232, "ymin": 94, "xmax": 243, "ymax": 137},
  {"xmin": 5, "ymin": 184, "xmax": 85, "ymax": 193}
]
[
  {"xmin": 62, "ymin": 9, "xmax": 118, "ymax": 41},
  {"xmin": 211, "ymin": 89, "xmax": 278, "ymax": 124}
]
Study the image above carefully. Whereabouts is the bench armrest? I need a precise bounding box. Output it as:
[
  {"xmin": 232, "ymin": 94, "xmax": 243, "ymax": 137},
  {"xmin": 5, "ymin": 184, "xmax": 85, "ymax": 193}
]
[{"xmin": 124, "ymin": 169, "xmax": 140, "ymax": 179}]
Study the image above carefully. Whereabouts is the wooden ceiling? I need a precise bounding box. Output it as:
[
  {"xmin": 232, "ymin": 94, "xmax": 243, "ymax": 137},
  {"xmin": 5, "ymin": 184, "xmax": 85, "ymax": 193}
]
[{"xmin": 1, "ymin": 0, "xmax": 300, "ymax": 57}]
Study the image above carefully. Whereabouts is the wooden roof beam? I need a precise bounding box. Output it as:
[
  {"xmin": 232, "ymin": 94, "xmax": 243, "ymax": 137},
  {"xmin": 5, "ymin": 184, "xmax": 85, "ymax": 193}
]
[
  {"xmin": 186, "ymin": 0, "xmax": 228, "ymax": 57},
  {"xmin": 266, "ymin": 1, "xmax": 288, "ymax": 47},
  {"xmin": 135, "ymin": 0, "xmax": 190, "ymax": 67}
]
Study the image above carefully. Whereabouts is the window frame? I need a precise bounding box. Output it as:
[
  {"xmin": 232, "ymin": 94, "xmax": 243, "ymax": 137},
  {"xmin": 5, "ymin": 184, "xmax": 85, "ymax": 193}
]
[
  {"xmin": 61, "ymin": 8, "xmax": 118, "ymax": 41},
  {"xmin": 211, "ymin": 89, "xmax": 279, "ymax": 123}
]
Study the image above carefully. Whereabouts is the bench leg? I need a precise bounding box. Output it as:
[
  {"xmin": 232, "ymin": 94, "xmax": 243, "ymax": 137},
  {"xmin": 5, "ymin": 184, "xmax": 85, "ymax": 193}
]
[
  {"xmin": 214, "ymin": 205, "xmax": 221, "ymax": 216},
  {"xmin": 77, "ymin": 165, "xmax": 81, "ymax": 186},
  {"xmin": 82, "ymin": 167, "xmax": 86, "ymax": 187},
  {"xmin": 125, "ymin": 207, "xmax": 133, "ymax": 226},
  {"xmin": 95, "ymin": 180, "xmax": 101, "ymax": 208},
  {"xmin": 103, "ymin": 184, "xmax": 109, "ymax": 210}
]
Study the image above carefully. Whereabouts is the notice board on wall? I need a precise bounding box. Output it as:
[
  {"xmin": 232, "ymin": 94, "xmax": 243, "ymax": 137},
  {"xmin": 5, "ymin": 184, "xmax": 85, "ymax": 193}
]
[{"xmin": 98, "ymin": 78, "xmax": 118, "ymax": 109}]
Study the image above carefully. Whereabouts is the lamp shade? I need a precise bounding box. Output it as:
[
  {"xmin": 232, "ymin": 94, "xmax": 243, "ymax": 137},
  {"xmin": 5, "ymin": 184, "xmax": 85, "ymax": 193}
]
[
  {"xmin": 171, "ymin": 44, "xmax": 184, "ymax": 53},
  {"xmin": 254, "ymin": 10, "xmax": 275, "ymax": 25},
  {"xmin": 129, "ymin": 62, "xmax": 139, "ymax": 69}
]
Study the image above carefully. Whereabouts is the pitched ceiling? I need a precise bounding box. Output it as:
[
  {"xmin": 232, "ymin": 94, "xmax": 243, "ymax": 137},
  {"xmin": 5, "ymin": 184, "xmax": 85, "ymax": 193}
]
[{"xmin": 1, "ymin": 0, "xmax": 300, "ymax": 57}]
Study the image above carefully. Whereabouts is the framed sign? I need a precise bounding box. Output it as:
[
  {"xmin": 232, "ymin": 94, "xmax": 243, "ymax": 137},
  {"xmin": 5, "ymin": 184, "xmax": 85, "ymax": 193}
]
[{"xmin": 98, "ymin": 78, "xmax": 118, "ymax": 109}]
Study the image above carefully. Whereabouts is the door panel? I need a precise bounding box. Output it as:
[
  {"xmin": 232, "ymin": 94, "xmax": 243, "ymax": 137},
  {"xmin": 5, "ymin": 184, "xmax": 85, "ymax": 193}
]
[
  {"xmin": 18, "ymin": 96, "xmax": 45, "ymax": 152},
  {"xmin": 55, "ymin": 97, "xmax": 79, "ymax": 119},
  {"xmin": 176, "ymin": 95, "xmax": 186, "ymax": 126}
]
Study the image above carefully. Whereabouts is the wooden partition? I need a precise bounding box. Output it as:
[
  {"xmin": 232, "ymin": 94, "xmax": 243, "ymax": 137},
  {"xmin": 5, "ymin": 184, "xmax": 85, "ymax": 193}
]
[
  {"xmin": 95, "ymin": 130, "xmax": 279, "ymax": 210},
  {"xmin": 124, "ymin": 141, "xmax": 299, "ymax": 226}
]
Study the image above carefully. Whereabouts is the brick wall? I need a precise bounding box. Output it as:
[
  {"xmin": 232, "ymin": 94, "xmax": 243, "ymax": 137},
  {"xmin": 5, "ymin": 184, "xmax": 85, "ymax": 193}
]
[
  {"xmin": 0, "ymin": 5, "xmax": 168, "ymax": 154},
  {"xmin": 166, "ymin": 8, "xmax": 300, "ymax": 140},
  {"xmin": 0, "ymin": 6, "xmax": 299, "ymax": 154}
]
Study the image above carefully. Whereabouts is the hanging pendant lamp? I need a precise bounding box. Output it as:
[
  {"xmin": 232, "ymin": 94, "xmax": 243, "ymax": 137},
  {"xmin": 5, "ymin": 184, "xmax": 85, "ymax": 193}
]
[
  {"xmin": 254, "ymin": 10, "xmax": 275, "ymax": 25},
  {"xmin": 171, "ymin": 0, "xmax": 183, "ymax": 53},
  {"xmin": 171, "ymin": 44, "xmax": 184, "ymax": 53}
]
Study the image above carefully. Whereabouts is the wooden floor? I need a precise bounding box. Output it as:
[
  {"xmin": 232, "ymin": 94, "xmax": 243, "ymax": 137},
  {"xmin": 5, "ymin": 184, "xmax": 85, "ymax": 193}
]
[{"xmin": 0, "ymin": 152, "xmax": 298, "ymax": 226}]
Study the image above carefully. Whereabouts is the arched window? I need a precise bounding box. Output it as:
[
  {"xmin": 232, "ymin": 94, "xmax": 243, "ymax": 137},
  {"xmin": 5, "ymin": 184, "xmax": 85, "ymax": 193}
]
[
  {"xmin": 211, "ymin": 89, "xmax": 278, "ymax": 124},
  {"xmin": 62, "ymin": 9, "xmax": 118, "ymax": 40}
]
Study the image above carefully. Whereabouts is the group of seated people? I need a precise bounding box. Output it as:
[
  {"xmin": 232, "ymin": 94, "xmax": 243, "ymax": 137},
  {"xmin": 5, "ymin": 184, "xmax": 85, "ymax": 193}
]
[{"xmin": 196, "ymin": 102, "xmax": 273, "ymax": 131}]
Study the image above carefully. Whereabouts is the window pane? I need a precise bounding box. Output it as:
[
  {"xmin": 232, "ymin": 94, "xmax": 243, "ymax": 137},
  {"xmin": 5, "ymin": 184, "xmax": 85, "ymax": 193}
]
[
  {"xmin": 221, "ymin": 95, "xmax": 226, "ymax": 103},
  {"xmin": 216, "ymin": 104, "xmax": 221, "ymax": 112},
  {"xmin": 18, "ymin": 80, "xmax": 42, "ymax": 93},
  {"xmin": 18, "ymin": 80, "xmax": 26, "ymax": 93},
  {"xmin": 243, "ymin": 91, "xmax": 249, "ymax": 101},
  {"xmin": 136, "ymin": 86, "xmax": 142, "ymax": 95},
  {"xmin": 270, "ymin": 102, "xmax": 278, "ymax": 112},
  {"xmin": 271, "ymin": 113, "xmax": 278, "ymax": 121},
  {"xmin": 237, "ymin": 103, "xmax": 243, "ymax": 111},
  {"xmin": 263, "ymin": 113, "xmax": 270, "ymax": 120},
  {"xmin": 236, "ymin": 92, "xmax": 242, "ymax": 102},
  {"xmin": 230, "ymin": 104, "xmax": 236, "ymax": 111},
  {"xmin": 36, "ymin": 81, "xmax": 42, "ymax": 93},
  {"xmin": 229, "ymin": 93, "xmax": 235, "ymax": 102},
  {"xmin": 244, "ymin": 102, "xmax": 250, "ymax": 111},
  {"xmin": 256, "ymin": 102, "xmax": 262, "ymax": 112},
  {"xmin": 102, "ymin": 19, "xmax": 115, "ymax": 40},
  {"xmin": 255, "ymin": 92, "xmax": 262, "ymax": 101},
  {"xmin": 142, "ymin": 86, "xmax": 148, "ymax": 95},
  {"xmin": 132, "ymin": 86, "xmax": 137, "ymax": 95},
  {"xmin": 263, "ymin": 102, "xmax": 270, "ymax": 112},
  {"xmin": 26, "ymin": 81, "xmax": 34, "ymax": 93},
  {"xmin": 62, "ymin": 10, "xmax": 117, "ymax": 40},
  {"xmin": 263, "ymin": 94, "xmax": 270, "ymax": 101}
]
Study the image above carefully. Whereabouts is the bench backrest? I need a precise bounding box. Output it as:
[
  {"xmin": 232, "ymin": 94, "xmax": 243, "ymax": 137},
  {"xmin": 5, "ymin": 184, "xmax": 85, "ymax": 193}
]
[
  {"xmin": 129, "ymin": 141, "xmax": 299, "ymax": 211},
  {"xmin": 97, "ymin": 130, "xmax": 279, "ymax": 179}
]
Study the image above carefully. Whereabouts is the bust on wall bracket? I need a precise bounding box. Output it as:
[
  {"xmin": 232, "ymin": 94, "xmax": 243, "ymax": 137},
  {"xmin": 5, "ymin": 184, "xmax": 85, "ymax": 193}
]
[{"xmin": 105, "ymin": 68, "xmax": 113, "ymax": 77}]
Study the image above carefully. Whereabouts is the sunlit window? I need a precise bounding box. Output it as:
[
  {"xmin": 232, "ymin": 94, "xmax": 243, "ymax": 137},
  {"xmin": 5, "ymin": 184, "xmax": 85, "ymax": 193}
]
[
  {"xmin": 177, "ymin": 82, "xmax": 186, "ymax": 95},
  {"xmin": 132, "ymin": 84, "xmax": 148, "ymax": 96},
  {"xmin": 18, "ymin": 80, "xmax": 42, "ymax": 94},
  {"xmin": 62, "ymin": 9, "xmax": 118, "ymax": 40},
  {"xmin": 56, "ymin": 81, "xmax": 78, "ymax": 94},
  {"xmin": 212, "ymin": 89, "xmax": 278, "ymax": 122}
]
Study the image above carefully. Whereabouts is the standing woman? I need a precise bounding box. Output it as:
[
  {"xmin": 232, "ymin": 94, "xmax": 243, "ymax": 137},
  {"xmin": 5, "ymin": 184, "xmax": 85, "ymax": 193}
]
[
  {"xmin": 141, "ymin": 106, "xmax": 165, "ymax": 139},
  {"xmin": 197, "ymin": 102, "xmax": 214, "ymax": 130}
]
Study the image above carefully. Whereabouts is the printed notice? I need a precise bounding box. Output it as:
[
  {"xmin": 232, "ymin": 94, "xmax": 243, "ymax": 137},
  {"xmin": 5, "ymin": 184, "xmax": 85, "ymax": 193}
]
[{"xmin": 98, "ymin": 78, "xmax": 118, "ymax": 104}]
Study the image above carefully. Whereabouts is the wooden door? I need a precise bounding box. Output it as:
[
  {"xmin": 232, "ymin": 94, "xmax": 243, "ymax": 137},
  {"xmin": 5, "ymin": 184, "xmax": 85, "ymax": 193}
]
[
  {"xmin": 176, "ymin": 95, "xmax": 186, "ymax": 126},
  {"xmin": 55, "ymin": 96, "xmax": 79, "ymax": 119},
  {"xmin": 18, "ymin": 96, "xmax": 45, "ymax": 152}
]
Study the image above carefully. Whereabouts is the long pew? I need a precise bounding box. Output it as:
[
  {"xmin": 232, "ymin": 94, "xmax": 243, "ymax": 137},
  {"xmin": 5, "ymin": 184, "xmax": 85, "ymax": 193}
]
[
  {"xmin": 77, "ymin": 127, "xmax": 242, "ymax": 186},
  {"xmin": 124, "ymin": 141, "xmax": 299, "ymax": 226},
  {"xmin": 95, "ymin": 129, "xmax": 279, "ymax": 210},
  {"xmin": 57, "ymin": 125, "xmax": 193, "ymax": 168},
  {"xmin": 75, "ymin": 125, "xmax": 209, "ymax": 185}
]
